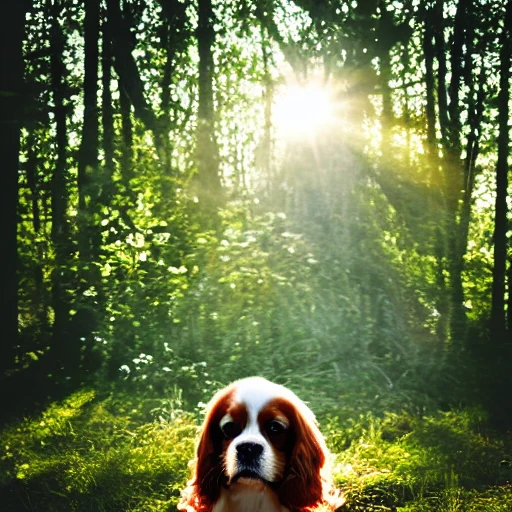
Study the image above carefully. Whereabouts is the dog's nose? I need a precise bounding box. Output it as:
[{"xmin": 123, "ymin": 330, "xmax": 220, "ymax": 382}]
[{"xmin": 236, "ymin": 442, "xmax": 263, "ymax": 463}]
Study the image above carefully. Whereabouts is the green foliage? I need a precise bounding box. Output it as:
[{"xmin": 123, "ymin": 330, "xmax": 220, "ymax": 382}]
[
  {"xmin": 14, "ymin": 0, "xmax": 507, "ymax": 429},
  {"xmin": 2, "ymin": 393, "xmax": 512, "ymax": 511},
  {"xmin": 0, "ymin": 389, "xmax": 196, "ymax": 511},
  {"xmin": 329, "ymin": 408, "xmax": 512, "ymax": 511}
]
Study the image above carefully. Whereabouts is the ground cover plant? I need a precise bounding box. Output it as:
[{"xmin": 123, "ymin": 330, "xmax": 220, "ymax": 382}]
[{"xmin": 1, "ymin": 389, "xmax": 511, "ymax": 511}]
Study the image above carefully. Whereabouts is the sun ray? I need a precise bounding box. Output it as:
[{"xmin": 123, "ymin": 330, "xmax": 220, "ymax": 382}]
[{"xmin": 272, "ymin": 82, "xmax": 339, "ymax": 139}]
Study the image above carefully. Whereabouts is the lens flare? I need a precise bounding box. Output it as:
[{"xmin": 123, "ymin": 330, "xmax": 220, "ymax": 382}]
[{"xmin": 273, "ymin": 83, "xmax": 337, "ymax": 139}]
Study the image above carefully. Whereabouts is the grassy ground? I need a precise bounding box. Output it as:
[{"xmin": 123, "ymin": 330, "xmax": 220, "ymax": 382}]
[{"xmin": 1, "ymin": 389, "xmax": 511, "ymax": 511}]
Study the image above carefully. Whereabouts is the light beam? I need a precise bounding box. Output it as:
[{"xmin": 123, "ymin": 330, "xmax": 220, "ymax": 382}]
[{"xmin": 272, "ymin": 83, "xmax": 337, "ymax": 139}]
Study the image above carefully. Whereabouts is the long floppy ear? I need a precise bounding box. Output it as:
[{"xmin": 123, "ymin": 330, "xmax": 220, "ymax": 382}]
[
  {"xmin": 278, "ymin": 403, "xmax": 327, "ymax": 510},
  {"xmin": 178, "ymin": 387, "xmax": 234, "ymax": 512},
  {"xmin": 277, "ymin": 397, "xmax": 344, "ymax": 512}
]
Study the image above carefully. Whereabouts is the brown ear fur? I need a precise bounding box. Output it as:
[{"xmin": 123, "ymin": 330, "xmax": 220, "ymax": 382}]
[
  {"xmin": 275, "ymin": 397, "xmax": 344, "ymax": 511},
  {"xmin": 178, "ymin": 387, "xmax": 235, "ymax": 512},
  {"xmin": 278, "ymin": 402, "xmax": 326, "ymax": 510}
]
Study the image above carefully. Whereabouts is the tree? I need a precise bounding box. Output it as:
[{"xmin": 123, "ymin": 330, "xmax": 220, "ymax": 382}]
[
  {"xmin": 490, "ymin": 0, "xmax": 511, "ymax": 343},
  {"xmin": 49, "ymin": 0, "xmax": 73, "ymax": 366},
  {"xmin": 195, "ymin": 0, "xmax": 222, "ymax": 218},
  {"xmin": 0, "ymin": 0, "xmax": 29, "ymax": 376}
]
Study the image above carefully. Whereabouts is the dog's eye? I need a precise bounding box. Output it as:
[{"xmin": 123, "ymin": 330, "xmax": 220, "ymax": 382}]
[
  {"xmin": 267, "ymin": 420, "xmax": 287, "ymax": 436},
  {"xmin": 221, "ymin": 421, "xmax": 242, "ymax": 439}
]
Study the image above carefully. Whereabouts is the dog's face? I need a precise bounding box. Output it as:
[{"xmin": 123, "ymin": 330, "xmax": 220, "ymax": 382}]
[
  {"xmin": 177, "ymin": 377, "xmax": 345, "ymax": 512},
  {"xmin": 219, "ymin": 390, "xmax": 292, "ymax": 484}
]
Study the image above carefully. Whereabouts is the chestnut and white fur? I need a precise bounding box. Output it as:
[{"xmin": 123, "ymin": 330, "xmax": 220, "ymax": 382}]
[{"xmin": 178, "ymin": 377, "xmax": 344, "ymax": 512}]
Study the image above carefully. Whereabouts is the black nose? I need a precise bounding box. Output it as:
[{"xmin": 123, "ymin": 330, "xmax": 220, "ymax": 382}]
[{"xmin": 236, "ymin": 442, "xmax": 263, "ymax": 464}]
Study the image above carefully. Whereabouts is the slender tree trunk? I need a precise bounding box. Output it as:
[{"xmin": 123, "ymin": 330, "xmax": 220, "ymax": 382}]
[
  {"xmin": 433, "ymin": 0, "xmax": 449, "ymax": 145},
  {"xmin": 72, "ymin": 0, "xmax": 101, "ymax": 374},
  {"xmin": 78, "ymin": 0, "xmax": 100, "ymax": 227},
  {"xmin": 117, "ymin": 66, "xmax": 138, "ymax": 235},
  {"xmin": 459, "ymin": 62, "xmax": 486, "ymax": 273},
  {"xmin": 423, "ymin": 13, "xmax": 437, "ymax": 154},
  {"xmin": 25, "ymin": 132, "xmax": 49, "ymax": 331},
  {"xmin": 507, "ymin": 251, "xmax": 512, "ymax": 332},
  {"xmin": 120, "ymin": 86, "xmax": 134, "ymax": 186},
  {"xmin": 490, "ymin": 0, "xmax": 511, "ymax": 343},
  {"xmin": 101, "ymin": 14, "xmax": 115, "ymax": 210},
  {"xmin": 0, "ymin": 0, "xmax": 27, "ymax": 376},
  {"xmin": 432, "ymin": 0, "xmax": 454, "ymax": 342},
  {"xmin": 160, "ymin": 20, "xmax": 173, "ymax": 166},
  {"xmin": 196, "ymin": 0, "xmax": 222, "ymax": 217},
  {"xmin": 107, "ymin": 0, "xmax": 166, "ymax": 165},
  {"xmin": 433, "ymin": 0, "xmax": 478, "ymax": 346},
  {"xmin": 50, "ymin": 7, "xmax": 72, "ymax": 359},
  {"xmin": 423, "ymin": 9, "xmax": 449, "ymax": 340}
]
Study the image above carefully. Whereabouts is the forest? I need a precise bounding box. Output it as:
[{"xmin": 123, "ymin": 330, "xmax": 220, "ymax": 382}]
[{"xmin": 0, "ymin": 0, "xmax": 511, "ymax": 510}]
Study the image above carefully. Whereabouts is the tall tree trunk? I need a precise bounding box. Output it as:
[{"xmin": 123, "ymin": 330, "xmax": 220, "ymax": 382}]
[
  {"xmin": 433, "ymin": 0, "xmax": 479, "ymax": 346},
  {"xmin": 423, "ymin": 8, "xmax": 449, "ymax": 340},
  {"xmin": 107, "ymin": 0, "xmax": 167, "ymax": 166},
  {"xmin": 101, "ymin": 14, "xmax": 114, "ymax": 207},
  {"xmin": 423, "ymin": 11, "xmax": 437, "ymax": 154},
  {"xmin": 160, "ymin": 18, "xmax": 173, "ymax": 167},
  {"xmin": 73, "ymin": 0, "xmax": 101, "ymax": 374},
  {"xmin": 78, "ymin": 0, "xmax": 100, "ymax": 228},
  {"xmin": 0, "ymin": 0, "xmax": 28, "ymax": 376},
  {"xmin": 25, "ymin": 131, "xmax": 49, "ymax": 332},
  {"xmin": 50, "ymin": 6, "xmax": 72, "ymax": 360},
  {"xmin": 195, "ymin": 0, "xmax": 222, "ymax": 218},
  {"xmin": 507, "ymin": 251, "xmax": 512, "ymax": 332},
  {"xmin": 120, "ymin": 86, "xmax": 134, "ymax": 187},
  {"xmin": 490, "ymin": 0, "xmax": 511, "ymax": 343}
]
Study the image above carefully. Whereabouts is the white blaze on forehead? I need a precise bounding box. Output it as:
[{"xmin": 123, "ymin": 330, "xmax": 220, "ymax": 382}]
[
  {"xmin": 233, "ymin": 376, "xmax": 316, "ymax": 423},
  {"xmin": 235, "ymin": 377, "xmax": 282, "ymax": 418}
]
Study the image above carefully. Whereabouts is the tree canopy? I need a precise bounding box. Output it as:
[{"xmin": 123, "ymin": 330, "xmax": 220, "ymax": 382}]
[{"xmin": 1, "ymin": 0, "xmax": 511, "ymax": 427}]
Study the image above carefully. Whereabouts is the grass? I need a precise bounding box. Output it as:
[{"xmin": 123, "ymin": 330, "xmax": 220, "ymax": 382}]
[
  {"xmin": 0, "ymin": 389, "xmax": 197, "ymax": 511},
  {"xmin": 1, "ymin": 390, "xmax": 511, "ymax": 511},
  {"xmin": 327, "ymin": 410, "xmax": 512, "ymax": 511}
]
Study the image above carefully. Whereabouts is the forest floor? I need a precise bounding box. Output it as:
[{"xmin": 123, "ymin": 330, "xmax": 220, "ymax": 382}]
[{"xmin": 0, "ymin": 388, "xmax": 511, "ymax": 511}]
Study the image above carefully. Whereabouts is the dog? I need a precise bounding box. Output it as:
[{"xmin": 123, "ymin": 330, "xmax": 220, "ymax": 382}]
[{"xmin": 178, "ymin": 376, "xmax": 344, "ymax": 512}]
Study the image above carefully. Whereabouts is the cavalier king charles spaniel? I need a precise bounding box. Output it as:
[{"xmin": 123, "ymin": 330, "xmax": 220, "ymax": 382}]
[{"xmin": 178, "ymin": 376, "xmax": 344, "ymax": 512}]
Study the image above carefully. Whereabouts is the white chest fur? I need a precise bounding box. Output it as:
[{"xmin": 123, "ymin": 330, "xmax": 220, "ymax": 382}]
[{"xmin": 212, "ymin": 479, "xmax": 289, "ymax": 512}]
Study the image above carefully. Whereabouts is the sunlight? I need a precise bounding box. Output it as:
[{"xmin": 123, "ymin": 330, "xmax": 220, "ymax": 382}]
[{"xmin": 273, "ymin": 83, "xmax": 338, "ymax": 138}]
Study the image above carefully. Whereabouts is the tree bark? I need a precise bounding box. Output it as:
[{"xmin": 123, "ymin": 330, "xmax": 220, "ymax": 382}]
[
  {"xmin": 106, "ymin": 0, "xmax": 167, "ymax": 165},
  {"xmin": 101, "ymin": 13, "xmax": 114, "ymax": 207},
  {"xmin": 0, "ymin": 0, "xmax": 28, "ymax": 375},
  {"xmin": 78, "ymin": 0, "xmax": 100, "ymax": 220},
  {"xmin": 50, "ymin": 5, "xmax": 72, "ymax": 357},
  {"xmin": 423, "ymin": 8, "xmax": 449, "ymax": 340},
  {"xmin": 490, "ymin": 0, "xmax": 511, "ymax": 343},
  {"xmin": 195, "ymin": 0, "xmax": 222, "ymax": 217},
  {"xmin": 72, "ymin": 0, "xmax": 101, "ymax": 374},
  {"xmin": 423, "ymin": 11, "xmax": 437, "ymax": 153},
  {"xmin": 507, "ymin": 250, "xmax": 512, "ymax": 332},
  {"xmin": 433, "ymin": 0, "xmax": 482, "ymax": 346},
  {"xmin": 120, "ymin": 86, "xmax": 134, "ymax": 186}
]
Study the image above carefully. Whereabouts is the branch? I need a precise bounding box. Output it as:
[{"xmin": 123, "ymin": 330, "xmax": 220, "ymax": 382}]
[{"xmin": 106, "ymin": 0, "xmax": 161, "ymax": 140}]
